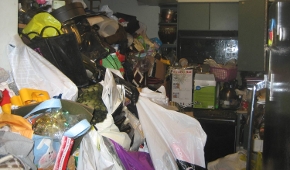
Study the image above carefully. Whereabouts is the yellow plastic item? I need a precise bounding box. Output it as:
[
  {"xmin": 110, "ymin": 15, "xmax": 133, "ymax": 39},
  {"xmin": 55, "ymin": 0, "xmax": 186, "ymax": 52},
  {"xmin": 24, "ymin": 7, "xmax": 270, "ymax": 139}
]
[
  {"xmin": 252, "ymin": 152, "xmax": 263, "ymax": 170},
  {"xmin": 1, "ymin": 103, "xmax": 11, "ymax": 114},
  {"xmin": 160, "ymin": 58, "xmax": 171, "ymax": 65},
  {"xmin": 11, "ymin": 88, "xmax": 50, "ymax": 106},
  {"xmin": 22, "ymin": 12, "xmax": 63, "ymax": 39}
]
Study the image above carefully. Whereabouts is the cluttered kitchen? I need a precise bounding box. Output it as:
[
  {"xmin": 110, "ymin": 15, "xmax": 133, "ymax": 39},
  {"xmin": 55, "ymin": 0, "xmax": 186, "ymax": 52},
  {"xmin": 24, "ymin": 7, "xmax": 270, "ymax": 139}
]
[{"xmin": 0, "ymin": 0, "xmax": 289, "ymax": 169}]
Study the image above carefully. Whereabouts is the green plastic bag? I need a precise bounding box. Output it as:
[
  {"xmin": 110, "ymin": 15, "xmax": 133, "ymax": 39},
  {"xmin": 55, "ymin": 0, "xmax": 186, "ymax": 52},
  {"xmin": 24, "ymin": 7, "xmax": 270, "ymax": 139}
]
[{"xmin": 22, "ymin": 12, "xmax": 63, "ymax": 39}]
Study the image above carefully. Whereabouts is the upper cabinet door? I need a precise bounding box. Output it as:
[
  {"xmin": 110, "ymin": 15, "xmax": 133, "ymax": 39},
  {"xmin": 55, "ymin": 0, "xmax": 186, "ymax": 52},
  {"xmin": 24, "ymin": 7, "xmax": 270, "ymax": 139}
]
[
  {"xmin": 178, "ymin": 2, "xmax": 238, "ymax": 31},
  {"xmin": 178, "ymin": 3, "xmax": 210, "ymax": 30},
  {"xmin": 237, "ymin": 0, "xmax": 268, "ymax": 71},
  {"xmin": 210, "ymin": 3, "xmax": 238, "ymax": 30}
]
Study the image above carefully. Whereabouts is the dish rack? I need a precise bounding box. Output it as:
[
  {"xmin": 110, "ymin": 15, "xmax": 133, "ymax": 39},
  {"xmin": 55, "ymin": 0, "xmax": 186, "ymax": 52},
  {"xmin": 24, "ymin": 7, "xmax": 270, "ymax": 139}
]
[{"xmin": 210, "ymin": 67, "xmax": 238, "ymax": 82}]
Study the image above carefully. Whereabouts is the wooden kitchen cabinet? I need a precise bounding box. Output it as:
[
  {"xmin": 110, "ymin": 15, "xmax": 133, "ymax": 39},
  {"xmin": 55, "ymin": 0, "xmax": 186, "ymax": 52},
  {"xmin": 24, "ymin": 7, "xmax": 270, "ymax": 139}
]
[
  {"xmin": 237, "ymin": 0, "xmax": 268, "ymax": 72},
  {"xmin": 177, "ymin": 2, "xmax": 238, "ymax": 31}
]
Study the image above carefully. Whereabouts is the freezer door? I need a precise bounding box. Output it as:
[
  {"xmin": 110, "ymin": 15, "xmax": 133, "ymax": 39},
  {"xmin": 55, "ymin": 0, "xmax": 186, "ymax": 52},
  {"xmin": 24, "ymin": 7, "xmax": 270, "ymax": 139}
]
[
  {"xmin": 263, "ymin": 2, "xmax": 290, "ymax": 170},
  {"xmin": 268, "ymin": 1, "xmax": 290, "ymax": 47}
]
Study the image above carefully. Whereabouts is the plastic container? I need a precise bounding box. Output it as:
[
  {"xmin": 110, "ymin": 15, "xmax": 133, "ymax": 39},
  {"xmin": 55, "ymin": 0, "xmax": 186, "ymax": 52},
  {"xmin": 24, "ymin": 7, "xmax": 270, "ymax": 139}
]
[
  {"xmin": 96, "ymin": 16, "xmax": 119, "ymax": 37},
  {"xmin": 210, "ymin": 67, "xmax": 237, "ymax": 82}
]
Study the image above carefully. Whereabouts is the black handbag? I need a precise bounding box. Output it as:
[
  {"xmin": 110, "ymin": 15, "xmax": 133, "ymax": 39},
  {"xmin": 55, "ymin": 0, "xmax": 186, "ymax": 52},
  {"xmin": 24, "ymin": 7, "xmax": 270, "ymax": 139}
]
[{"xmin": 25, "ymin": 26, "xmax": 89, "ymax": 88}]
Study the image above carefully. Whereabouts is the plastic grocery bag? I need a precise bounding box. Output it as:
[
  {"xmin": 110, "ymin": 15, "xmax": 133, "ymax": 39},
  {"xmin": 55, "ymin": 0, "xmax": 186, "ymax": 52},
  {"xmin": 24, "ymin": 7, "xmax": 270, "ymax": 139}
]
[
  {"xmin": 110, "ymin": 139, "xmax": 154, "ymax": 170},
  {"xmin": 123, "ymin": 107, "xmax": 145, "ymax": 151},
  {"xmin": 7, "ymin": 34, "xmax": 78, "ymax": 101},
  {"xmin": 207, "ymin": 151, "xmax": 247, "ymax": 170},
  {"xmin": 136, "ymin": 95, "xmax": 207, "ymax": 169},
  {"xmin": 78, "ymin": 128, "xmax": 125, "ymax": 170},
  {"xmin": 94, "ymin": 113, "xmax": 131, "ymax": 150},
  {"xmin": 101, "ymin": 68, "xmax": 124, "ymax": 115}
]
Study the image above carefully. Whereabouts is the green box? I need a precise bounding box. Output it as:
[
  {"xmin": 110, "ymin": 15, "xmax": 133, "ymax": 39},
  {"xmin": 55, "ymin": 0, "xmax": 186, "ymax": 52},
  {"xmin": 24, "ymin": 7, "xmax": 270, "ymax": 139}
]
[{"xmin": 193, "ymin": 73, "xmax": 216, "ymax": 109}]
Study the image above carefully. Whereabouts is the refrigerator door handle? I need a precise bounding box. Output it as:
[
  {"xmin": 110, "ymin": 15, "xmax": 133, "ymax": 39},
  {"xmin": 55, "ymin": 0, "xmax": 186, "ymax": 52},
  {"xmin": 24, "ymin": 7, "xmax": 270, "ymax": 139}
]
[
  {"xmin": 269, "ymin": 73, "xmax": 275, "ymax": 101},
  {"xmin": 267, "ymin": 47, "xmax": 275, "ymax": 101}
]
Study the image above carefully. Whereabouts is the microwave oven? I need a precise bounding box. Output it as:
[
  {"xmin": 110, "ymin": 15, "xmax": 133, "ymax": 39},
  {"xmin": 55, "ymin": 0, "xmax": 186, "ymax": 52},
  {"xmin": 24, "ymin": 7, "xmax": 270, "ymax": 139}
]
[{"xmin": 177, "ymin": 30, "xmax": 239, "ymax": 64}]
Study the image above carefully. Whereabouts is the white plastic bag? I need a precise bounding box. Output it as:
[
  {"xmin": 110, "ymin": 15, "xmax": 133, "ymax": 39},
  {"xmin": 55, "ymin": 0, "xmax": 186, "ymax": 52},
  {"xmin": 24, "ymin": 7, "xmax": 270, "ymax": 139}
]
[
  {"xmin": 101, "ymin": 68, "xmax": 124, "ymax": 115},
  {"xmin": 140, "ymin": 86, "xmax": 168, "ymax": 106},
  {"xmin": 7, "ymin": 34, "xmax": 78, "ymax": 101},
  {"xmin": 136, "ymin": 95, "xmax": 207, "ymax": 169},
  {"xmin": 207, "ymin": 151, "xmax": 247, "ymax": 170},
  {"xmin": 78, "ymin": 128, "xmax": 125, "ymax": 170},
  {"xmin": 94, "ymin": 114, "xmax": 131, "ymax": 150},
  {"xmin": 123, "ymin": 107, "xmax": 145, "ymax": 151}
]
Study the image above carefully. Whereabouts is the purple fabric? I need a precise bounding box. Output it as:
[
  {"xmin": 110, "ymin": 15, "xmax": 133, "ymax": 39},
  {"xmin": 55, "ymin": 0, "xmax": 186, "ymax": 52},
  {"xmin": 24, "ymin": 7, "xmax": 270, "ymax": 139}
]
[{"xmin": 110, "ymin": 139, "xmax": 154, "ymax": 170}]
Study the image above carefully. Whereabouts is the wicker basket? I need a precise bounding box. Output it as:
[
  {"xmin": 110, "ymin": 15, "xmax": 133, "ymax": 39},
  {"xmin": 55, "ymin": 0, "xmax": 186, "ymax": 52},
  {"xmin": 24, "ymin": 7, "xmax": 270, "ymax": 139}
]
[{"xmin": 210, "ymin": 67, "xmax": 237, "ymax": 82}]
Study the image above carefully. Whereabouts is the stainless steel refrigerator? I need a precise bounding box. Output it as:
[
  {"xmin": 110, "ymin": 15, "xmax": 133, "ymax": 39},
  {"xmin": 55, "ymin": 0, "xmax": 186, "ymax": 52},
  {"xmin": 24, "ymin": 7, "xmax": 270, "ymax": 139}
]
[{"xmin": 263, "ymin": 1, "xmax": 290, "ymax": 169}]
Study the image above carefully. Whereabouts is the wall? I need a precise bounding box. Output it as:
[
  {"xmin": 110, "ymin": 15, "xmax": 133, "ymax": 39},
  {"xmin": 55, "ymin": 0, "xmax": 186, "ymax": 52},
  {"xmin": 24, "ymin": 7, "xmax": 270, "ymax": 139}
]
[
  {"xmin": 0, "ymin": 0, "xmax": 18, "ymax": 71},
  {"xmin": 84, "ymin": 0, "xmax": 160, "ymax": 38}
]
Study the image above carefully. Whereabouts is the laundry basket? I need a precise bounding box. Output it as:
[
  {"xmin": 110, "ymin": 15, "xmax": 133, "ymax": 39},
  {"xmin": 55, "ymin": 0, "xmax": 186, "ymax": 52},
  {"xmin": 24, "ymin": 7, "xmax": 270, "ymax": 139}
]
[{"xmin": 210, "ymin": 67, "xmax": 237, "ymax": 82}]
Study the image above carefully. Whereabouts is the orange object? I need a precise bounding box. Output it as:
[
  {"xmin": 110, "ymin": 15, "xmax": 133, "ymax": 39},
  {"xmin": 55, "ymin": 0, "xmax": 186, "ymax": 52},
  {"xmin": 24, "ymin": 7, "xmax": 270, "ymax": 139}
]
[
  {"xmin": 11, "ymin": 88, "xmax": 50, "ymax": 106},
  {"xmin": 0, "ymin": 113, "xmax": 33, "ymax": 139},
  {"xmin": 0, "ymin": 89, "xmax": 11, "ymax": 114}
]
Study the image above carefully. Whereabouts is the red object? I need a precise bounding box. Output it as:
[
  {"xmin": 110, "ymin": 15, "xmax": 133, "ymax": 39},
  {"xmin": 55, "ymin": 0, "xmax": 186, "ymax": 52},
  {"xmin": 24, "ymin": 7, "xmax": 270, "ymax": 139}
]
[
  {"xmin": 269, "ymin": 31, "xmax": 273, "ymax": 41},
  {"xmin": 241, "ymin": 101, "xmax": 249, "ymax": 110},
  {"xmin": 116, "ymin": 52, "xmax": 126, "ymax": 62},
  {"xmin": 0, "ymin": 89, "xmax": 10, "ymax": 106},
  {"xmin": 36, "ymin": 0, "xmax": 46, "ymax": 5},
  {"xmin": 118, "ymin": 18, "xmax": 126, "ymax": 24},
  {"xmin": 53, "ymin": 136, "xmax": 74, "ymax": 170}
]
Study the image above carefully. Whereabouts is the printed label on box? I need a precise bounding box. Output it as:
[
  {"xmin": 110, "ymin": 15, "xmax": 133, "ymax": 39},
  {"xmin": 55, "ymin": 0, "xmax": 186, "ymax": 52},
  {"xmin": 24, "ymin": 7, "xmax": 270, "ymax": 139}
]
[{"xmin": 171, "ymin": 69, "xmax": 193, "ymax": 107}]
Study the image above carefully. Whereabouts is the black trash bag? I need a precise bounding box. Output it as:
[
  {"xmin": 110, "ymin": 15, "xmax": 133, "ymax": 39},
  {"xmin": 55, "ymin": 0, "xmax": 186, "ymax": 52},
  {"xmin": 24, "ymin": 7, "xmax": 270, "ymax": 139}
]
[
  {"xmin": 113, "ymin": 12, "xmax": 140, "ymax": 35},
  {"xmin": 176, "ymin": 160, "xmax": 205, "ymax": 170},
  {"xmin": 25, "ymin": 26, "xmax": 89, "ymax": 87}
]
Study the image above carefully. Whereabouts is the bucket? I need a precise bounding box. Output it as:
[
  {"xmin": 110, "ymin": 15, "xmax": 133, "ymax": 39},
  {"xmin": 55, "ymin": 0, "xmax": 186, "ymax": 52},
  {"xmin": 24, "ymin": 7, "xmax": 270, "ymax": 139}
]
[{"xmin": 97, "ymin": 16, "xmax": 119, "ymax": 37}]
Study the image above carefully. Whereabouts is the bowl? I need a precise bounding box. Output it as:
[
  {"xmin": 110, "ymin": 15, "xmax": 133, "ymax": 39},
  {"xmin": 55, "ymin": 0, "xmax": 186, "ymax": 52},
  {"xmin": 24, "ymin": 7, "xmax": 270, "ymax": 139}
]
[
  {"xmin": 160, "ymin": 9, "xmax": 177, "ymax": 23},
  {"xmin": 158, "ymin": 26, "xmax": 177, "ymax": 44}
]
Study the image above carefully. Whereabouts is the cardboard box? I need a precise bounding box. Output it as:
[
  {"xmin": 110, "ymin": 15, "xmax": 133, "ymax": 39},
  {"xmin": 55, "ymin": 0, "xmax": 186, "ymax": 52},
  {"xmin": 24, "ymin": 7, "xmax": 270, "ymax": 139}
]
[
  {"xmin": 193, "ymin": 73, "xmax": 216, "ymax": 109},
  {"xmin": 171, "ymin": 69, "xmax": 193, "ymax": 107},
  {"xmin": 184, "ymin": 111, "xmax": 194, "ymax": 118},
  {"xmin": 154, "ymin": 59, "xmax": 167, "ymax": 80}
]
